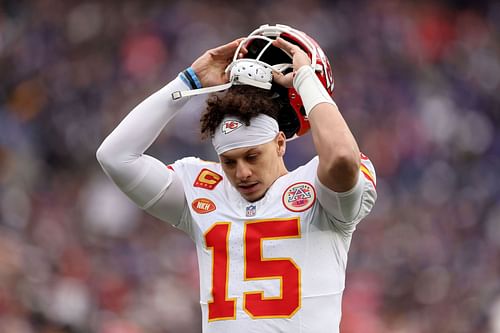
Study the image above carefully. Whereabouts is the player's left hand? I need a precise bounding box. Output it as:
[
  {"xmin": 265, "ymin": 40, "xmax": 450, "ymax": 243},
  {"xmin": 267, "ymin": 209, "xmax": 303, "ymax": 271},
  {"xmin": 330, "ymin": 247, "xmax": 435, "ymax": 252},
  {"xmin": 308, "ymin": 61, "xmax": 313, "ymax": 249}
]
[
  {"xmin": 191, "ymin": 38, "xmax": 247, "ymax": 87},
  {"xmin": 271, "ymin": 37, "xmax": 312, "ymax": 88}
]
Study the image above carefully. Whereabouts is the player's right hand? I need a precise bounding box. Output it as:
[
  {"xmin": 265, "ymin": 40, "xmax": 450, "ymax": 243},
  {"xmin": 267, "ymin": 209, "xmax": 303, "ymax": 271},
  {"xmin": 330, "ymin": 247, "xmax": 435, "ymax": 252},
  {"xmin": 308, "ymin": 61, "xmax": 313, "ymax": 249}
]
[{"xmin": 191, "ymin": 38, "xmax": 248, "ymax": 88}]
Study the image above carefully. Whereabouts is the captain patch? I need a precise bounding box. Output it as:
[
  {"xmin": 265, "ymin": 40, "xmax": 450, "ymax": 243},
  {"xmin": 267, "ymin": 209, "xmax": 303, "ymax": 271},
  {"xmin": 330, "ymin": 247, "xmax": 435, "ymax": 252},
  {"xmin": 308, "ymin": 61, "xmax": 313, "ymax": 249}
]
[{"xmin": 194, "ymin": 168, "xmax": 223, "ymax": 190}]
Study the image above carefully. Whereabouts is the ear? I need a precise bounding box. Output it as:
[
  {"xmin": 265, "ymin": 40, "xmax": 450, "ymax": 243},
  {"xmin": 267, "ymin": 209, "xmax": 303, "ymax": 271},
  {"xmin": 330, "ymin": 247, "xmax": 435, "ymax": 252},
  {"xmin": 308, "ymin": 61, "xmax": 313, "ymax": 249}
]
[{"xmin": 276, "ymin": 132, "xmax": 286, "ymax": 157}]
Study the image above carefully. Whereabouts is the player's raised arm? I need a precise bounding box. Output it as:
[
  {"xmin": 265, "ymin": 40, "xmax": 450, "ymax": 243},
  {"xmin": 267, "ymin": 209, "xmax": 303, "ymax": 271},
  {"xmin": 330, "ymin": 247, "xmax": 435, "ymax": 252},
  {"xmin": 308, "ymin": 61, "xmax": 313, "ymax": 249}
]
[
  {"xmin": 273, "ymin": 37, "xmax": 360, "ymax": 193},
  {"xmin": 96, "ymin": 39, "xmax": 244, "ymax": 224}
]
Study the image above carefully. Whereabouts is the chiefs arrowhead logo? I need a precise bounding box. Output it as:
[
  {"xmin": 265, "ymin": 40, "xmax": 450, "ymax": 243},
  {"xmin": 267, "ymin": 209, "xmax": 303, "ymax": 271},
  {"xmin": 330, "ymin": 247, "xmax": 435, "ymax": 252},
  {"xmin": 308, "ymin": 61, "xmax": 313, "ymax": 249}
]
[
  {"xmin": 192, "ymin": 198, "xmax": 216, "ymax": 214},
  {"xmin": 194, "ymin": 168, "xmax": 223, "ymax": 190},
  {"xmin": 221, "ymin": 119, "xmax": 243, "ymax": 134}
]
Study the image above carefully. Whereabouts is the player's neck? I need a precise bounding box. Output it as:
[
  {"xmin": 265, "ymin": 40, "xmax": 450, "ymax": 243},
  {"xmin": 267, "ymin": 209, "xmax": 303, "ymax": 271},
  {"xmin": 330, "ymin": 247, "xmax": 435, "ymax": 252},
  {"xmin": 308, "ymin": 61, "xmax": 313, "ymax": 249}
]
[{"xmin": 276, "ymin": 159, "xmax": 289, "ymax": 180}]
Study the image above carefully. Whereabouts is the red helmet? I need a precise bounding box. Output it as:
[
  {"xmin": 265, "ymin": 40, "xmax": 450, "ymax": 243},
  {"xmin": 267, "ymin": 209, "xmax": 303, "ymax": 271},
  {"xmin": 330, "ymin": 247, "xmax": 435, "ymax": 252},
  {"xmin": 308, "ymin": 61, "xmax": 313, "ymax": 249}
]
[{"xmin": 234, "ymin": 24, "xmax": 335, "ymax": 139}]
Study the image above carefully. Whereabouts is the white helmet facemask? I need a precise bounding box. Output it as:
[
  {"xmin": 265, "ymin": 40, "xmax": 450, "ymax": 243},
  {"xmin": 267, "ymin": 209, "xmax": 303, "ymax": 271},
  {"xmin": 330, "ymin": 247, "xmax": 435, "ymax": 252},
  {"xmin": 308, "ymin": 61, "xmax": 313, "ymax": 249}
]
[{"xmin": 171, "ymin": 31, "xmax": 295, "ymax": 100}]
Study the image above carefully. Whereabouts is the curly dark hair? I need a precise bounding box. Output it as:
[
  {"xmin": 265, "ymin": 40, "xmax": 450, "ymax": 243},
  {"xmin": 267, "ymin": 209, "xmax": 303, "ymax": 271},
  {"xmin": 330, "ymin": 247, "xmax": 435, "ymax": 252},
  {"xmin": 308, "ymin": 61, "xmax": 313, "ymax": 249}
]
[{"xmin": 200, "ymin": 85, "xmax": 295, "ymax": 139}]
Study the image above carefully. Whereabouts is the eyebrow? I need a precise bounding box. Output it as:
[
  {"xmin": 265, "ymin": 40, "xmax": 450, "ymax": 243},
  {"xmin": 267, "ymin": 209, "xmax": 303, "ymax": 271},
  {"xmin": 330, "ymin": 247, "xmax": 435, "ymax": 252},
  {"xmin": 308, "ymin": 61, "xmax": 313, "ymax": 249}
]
[{"xmin": 220, "ymin": 148, "xmax": 260, "ymax": 159}]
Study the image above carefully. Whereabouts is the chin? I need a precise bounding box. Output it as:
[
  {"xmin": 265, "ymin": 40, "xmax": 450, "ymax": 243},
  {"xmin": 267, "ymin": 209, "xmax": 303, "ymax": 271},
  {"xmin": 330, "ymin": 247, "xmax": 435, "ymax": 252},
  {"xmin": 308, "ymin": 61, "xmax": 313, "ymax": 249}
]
[{"xmin": 242, "ymin": 190, "xmax": 266, "ymax": 202}]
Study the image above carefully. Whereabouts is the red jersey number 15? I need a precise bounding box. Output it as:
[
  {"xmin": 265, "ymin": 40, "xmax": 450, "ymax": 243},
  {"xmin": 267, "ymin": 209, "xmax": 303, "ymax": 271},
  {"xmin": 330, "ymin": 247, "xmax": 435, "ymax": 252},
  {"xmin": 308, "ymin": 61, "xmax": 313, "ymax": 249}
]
[{"xmin": 204, "ymin": 218, "xmax": 301, "ymax": 321}]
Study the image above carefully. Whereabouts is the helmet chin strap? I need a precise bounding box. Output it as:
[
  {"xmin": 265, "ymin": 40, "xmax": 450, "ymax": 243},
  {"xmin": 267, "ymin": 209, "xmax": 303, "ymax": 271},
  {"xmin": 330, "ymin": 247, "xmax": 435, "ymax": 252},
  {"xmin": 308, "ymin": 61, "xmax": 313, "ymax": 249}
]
[
  {"xmin": 171, "ymin": 59, "xmax": 280, "ymax": 100},
  {"xmin": 171, "ymin": 82, "xmax": 233, "ymax": 100}
]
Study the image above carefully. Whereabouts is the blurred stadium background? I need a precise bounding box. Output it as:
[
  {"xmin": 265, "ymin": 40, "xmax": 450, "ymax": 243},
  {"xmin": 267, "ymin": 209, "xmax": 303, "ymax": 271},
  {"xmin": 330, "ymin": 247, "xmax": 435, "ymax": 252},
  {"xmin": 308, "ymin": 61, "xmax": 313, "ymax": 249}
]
[{"xmin": 1, "ymin": 0, "xmax": 499, "ymax": 332}]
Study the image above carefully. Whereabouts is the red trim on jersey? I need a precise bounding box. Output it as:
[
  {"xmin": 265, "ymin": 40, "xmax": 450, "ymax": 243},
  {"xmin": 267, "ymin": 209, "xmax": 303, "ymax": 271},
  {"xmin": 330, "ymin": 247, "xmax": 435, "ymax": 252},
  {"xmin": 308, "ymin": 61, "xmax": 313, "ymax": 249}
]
[
  {"xmin": 360, "ymin": 152, "xmax": 369, "ymax": 161},
  {"xmin": 360, "ymin": 163, "xmax": 376, "ymax": 189}
]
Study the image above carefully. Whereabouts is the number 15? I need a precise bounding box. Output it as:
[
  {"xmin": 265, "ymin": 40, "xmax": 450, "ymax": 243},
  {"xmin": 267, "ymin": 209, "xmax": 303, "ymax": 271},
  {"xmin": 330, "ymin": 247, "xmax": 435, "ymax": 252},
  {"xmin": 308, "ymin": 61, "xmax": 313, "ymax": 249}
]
[{"xmin": 204, "ymin": 218, "xmax": 301, "ymax": 321}]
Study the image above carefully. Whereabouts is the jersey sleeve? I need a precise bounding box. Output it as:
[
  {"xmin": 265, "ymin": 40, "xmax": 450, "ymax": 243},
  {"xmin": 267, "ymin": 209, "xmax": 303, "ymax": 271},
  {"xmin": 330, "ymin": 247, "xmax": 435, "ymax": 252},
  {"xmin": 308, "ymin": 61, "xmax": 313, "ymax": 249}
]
[
  {"xmin": 138, "ymin": 156, "xmax": 218, "ymax": 237},
  {"xmin": 142, "ymin": 166, "xmax": 189, "ymax": 229},
  {"xmin": 314, "ymin": 153, "xmax": 377, "ymax": 234},
  {"xmin": 159, "ymin": 157, "xmax": 208, "ymax": 235}
]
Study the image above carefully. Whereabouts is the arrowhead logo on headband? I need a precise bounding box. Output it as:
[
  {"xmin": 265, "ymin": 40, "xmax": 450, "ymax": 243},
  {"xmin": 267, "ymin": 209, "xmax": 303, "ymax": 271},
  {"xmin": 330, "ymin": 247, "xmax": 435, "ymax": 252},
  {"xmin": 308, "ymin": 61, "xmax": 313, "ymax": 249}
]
[{"xmin": 222, "ymin": 120, "xmax": 243, "ymax": 134}]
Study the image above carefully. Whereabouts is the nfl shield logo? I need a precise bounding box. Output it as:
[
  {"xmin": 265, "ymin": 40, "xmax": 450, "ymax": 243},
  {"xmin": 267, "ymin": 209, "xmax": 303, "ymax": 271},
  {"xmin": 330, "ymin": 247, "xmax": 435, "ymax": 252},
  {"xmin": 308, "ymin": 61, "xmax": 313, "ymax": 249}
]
[{"xmin": 246, "ymin": 205, "xmax": 256, "ymax": 217}]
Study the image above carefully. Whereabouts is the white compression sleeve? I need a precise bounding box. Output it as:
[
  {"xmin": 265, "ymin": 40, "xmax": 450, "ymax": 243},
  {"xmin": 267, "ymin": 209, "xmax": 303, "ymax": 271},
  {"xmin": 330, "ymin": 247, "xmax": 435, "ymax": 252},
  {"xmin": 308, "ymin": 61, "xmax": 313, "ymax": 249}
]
[{"xmin": 96, "ymin": 76, "xmax": 190, "ymax": 224}]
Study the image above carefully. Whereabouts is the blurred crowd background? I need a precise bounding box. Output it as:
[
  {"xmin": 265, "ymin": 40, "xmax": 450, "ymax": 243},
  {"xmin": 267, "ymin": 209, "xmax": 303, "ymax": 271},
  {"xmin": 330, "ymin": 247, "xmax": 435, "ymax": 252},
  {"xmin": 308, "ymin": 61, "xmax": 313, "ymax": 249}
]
[{"xmin": 1, "ymin": 0, "xmax": 499, "ymax": 332}]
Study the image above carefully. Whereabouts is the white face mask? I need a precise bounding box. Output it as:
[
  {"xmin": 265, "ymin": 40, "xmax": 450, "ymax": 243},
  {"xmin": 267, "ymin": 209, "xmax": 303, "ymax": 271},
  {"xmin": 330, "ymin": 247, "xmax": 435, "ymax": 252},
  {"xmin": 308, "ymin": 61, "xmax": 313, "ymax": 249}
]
[{"xmin": 212, "ymin": 114, "xmax": 279, "ymax": 155}]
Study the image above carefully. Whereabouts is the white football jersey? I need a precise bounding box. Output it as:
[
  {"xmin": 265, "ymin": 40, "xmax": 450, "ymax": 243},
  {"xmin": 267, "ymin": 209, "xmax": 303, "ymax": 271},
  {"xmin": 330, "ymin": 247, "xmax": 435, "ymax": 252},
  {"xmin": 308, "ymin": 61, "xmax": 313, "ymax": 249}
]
[{"xmin": 169, "ymin": 155, "xmax": 377, "ymax": 333}]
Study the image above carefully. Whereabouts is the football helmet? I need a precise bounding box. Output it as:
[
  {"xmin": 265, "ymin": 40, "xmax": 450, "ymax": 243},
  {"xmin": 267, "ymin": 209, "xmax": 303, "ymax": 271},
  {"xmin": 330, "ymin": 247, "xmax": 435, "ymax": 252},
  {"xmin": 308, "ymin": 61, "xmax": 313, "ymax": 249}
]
[
  {"xmin": 231, "ymin": 24, "xmax": 335, "ymax": 139},
  {"xmin": 171, "ymin": 24, "xmax": 334, "ymax": 140}
]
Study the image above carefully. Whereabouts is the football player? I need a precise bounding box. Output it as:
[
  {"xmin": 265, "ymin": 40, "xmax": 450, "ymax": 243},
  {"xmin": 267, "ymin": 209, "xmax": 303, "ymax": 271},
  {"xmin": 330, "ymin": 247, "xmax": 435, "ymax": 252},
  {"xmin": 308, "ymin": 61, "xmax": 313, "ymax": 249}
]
[{"xmin": 96, "ymin": 24, "xmax": 377, "ymax": 333}]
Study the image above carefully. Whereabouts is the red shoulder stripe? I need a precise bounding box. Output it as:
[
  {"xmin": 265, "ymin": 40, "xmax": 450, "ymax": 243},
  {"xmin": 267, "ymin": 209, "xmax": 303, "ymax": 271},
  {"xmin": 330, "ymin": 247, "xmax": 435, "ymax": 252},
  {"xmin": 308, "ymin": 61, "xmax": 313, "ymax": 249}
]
[{"xmin": 360, "ymin": 163, "xmax": 376, "ymax": 189}]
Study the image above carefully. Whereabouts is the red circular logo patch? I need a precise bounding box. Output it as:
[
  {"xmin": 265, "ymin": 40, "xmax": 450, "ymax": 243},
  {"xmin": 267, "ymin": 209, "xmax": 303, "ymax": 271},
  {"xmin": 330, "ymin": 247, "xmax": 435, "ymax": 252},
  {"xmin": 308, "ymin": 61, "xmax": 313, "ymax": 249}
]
[
  {"xmin": 192, "ymin": 198, "xmax": 216, "ymax": 214},
  {"xmin": 282, "ymin": 182, "xmax": 316, "ymax": 212}
]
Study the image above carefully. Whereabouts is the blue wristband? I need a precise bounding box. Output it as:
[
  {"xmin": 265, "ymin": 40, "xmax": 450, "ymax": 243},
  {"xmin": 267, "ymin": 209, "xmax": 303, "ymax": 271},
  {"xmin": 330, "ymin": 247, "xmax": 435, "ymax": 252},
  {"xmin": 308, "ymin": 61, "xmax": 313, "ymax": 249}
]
[
  {"xmin": 179, "ymin": 72, "xmax": 191, "ymax": 88},
  {"xmin": 181, "ymin": 67, "xmax": 202, "ymax": 89},
  {"xmin": 186, "ymin": 67, "xmax": 202, "ymax": 89}
]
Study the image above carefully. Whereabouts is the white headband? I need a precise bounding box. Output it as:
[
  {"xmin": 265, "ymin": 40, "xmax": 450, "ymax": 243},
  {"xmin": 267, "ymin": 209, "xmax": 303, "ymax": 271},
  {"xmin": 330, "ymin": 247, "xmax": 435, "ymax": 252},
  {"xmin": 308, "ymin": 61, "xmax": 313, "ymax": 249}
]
[{"xmin": 212, "ymin": 114, "xmax": 279, "ymax": 155}]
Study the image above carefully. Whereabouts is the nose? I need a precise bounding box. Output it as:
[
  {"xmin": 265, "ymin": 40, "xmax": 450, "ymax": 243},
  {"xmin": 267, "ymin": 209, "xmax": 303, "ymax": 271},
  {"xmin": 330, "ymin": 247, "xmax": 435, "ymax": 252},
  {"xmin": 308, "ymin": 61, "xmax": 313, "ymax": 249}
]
[{"xmin": 235, "ymin": 161, "xmax": 252, "ymax": 180}]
